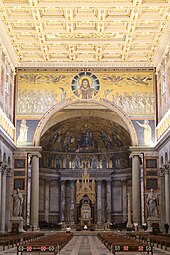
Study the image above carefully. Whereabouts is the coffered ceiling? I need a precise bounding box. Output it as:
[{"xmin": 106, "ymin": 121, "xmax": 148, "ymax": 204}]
[{"xmin": 0, "ymin": 0, "xmax": 170, "ymax": 67}]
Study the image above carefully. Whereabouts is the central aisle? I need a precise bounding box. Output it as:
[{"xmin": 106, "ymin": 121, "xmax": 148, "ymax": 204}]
[{"xmin": 59, "ymin": 235, "xmax": 111, "ymax": 255}]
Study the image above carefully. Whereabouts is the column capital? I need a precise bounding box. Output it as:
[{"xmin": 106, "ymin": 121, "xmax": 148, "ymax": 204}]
[
  {"xmin": 129, "ymin": 152, "xmax": 141, "ymax": 159},
  {"xmin": 28, "ymin": 152, "xmax": 42, "ymax": 158},
  {"xmin": 2, "ymin": 164, "xmax": 7, "ymax": 175},
  {"xmin": 6, "ymin": 167, "xmax": 12, "ymax": 176},
  {"xmin": 160, "ymin": 167, "xmax": 165, "ymax": 177}
]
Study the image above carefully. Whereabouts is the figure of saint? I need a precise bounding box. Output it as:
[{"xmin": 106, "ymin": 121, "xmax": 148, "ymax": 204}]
[
  {"xmin": 74, "ymin": 155, "xmax": 81, "ymax": 169},
  {"xmin": 12, "ymin": 188, "xmax": 23, "ymax": 217},
  {"xmin": 78, "ymin": 78, "xmax": 94, "ymax": 99},
  {"xmin": 17, "ymin": 120, "xmax": 29, "ymax": 144},
  {"xmin": 91, "ymin": 156, "xmax": 97, "ymax": 169},
  {"xmin": 147, "ymin": 189, "xmax": 158, "ymax": 218},
  {"xmin": 136, "ymin": 120, "xmax": 152, "ymax": 145}
]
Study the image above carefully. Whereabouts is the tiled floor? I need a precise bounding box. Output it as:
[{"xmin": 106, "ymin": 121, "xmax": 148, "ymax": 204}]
[{"xmin": 0, "ymin": 232, "xmax": 170, "ymax": 255}]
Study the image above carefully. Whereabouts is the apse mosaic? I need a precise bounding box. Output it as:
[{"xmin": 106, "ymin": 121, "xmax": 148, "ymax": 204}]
[
  {"xmin": 40, "ymin": 117, "xmax": 131, "ymax": 153},
  {"xmin": 16, "ymin": 68, "xmax": 155, "ymax": 117}
]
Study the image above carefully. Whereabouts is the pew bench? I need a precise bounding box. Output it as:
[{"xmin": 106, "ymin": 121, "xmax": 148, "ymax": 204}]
[
  {"xmin": 98, "ymin": 233, "xmax": 153, "ymax": 255},
  {"xmin": 17, "ymin": 233, "xmax": 73, "ymax": 255}
]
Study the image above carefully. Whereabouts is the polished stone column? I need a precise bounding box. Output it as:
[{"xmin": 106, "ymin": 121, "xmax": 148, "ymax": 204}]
[
  {"xmin": 60, "ymin": 180, "xmax": 66, "ymax": 222},
  {"xmin": 97, "ymin": 180, "xmax": 102, "ymax": 224},
  {"xmin": 122, "ymin": 180, "xmax": 127, "ymax": 222},
  {"xmin": 106, "ymin": 180, "xmax": 112, "ymax": 223},
  {"xmin": 6, "ymin": 168, "xmax": 12, "ymax": 231},
  {"xmin": 0, "ymin": 162, "xmax": 2, "ymax": 230},
  {"xmin": 131, "ymin": 154, "xmax": 141, "ymax": 224},
  {"xmin": 126, "ymin": 192, "xmax": 133, "ymax": 229},
  {"xmin": 70, "ymin": 181, "xmax": 75, "ymax": 223},
  {"xmin": 30, "ymin": 154, "xmax": 40, "ymax": 230},
  {"xmin": 165, "ymin": 165, "xmax": 170, "ymax": 225},
  {"xmin": 160, "ymin": 167, "xmax": 166, "ymax": 227},
  {"xmin": 45, "ymin": 179, "xmax": 50, "ymax": 223},
  {"xmin": 1, "ymin": 165, "xmax": 7, "ymax": 232}
]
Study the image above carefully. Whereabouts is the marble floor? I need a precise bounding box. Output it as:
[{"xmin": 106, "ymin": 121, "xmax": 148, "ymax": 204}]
[{"xmin": 0, "ymin": 233, "xmax": 170, "ymax": 255}]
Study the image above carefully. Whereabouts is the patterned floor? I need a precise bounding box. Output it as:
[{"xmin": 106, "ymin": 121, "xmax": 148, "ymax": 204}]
[{"xmin": 0, "ymin": 234, "xmax": 170, "ymax": 255}]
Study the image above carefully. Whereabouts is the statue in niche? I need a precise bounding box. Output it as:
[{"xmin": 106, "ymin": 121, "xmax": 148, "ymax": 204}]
[
  {"xmin": 12, "ymin": 188, "xmax": 23, "ymax": 217},
  {"xmin": 147, "ymin": 189, "xmax": 159, "ymax": 218}
]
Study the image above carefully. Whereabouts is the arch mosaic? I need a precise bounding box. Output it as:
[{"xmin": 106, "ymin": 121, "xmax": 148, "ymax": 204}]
[{"xmin": 33, "ymin": 98, "xmax": 138, "ymax": 146}]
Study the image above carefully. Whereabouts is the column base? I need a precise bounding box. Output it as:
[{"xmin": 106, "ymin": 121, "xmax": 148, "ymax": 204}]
[
  {"xmin": 31, "ymin": 225, "xmax": 40, "ymax": 231},
  {"xmin": 10, "ymin": 217, "xmax": 25, "ymax": 233}
]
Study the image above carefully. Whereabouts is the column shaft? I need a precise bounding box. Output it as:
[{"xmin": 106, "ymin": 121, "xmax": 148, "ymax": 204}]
[
  {"xmin": 1, "ymin": 167, "xmax": 7, "ymax": 232},
  {"xmin": 122, "ymin": 180, "xmax": 127, "ymax": 222},
  {"xmin": 70, "ymin": 181, "xmax": 75, "ymax": 223},
  {"xmin": 132, "ymin": 155, "xmax": 141, "ymax": 224},
  {"xmin": 165, "ymin": 169, "xmax": 170, "ymax": 225},
  {"xmin": 160, "ymin": 168, "xmax": 166, "ymax": 227},
  {"xmin": 97, "ymin": 181, "xmax": 102, "ymax": 223},
  {"xmin": 45, "ymin": 180, "xmax": 50, "ymax": 223},
  {"xmin": 0, "ymin": 165, "xmax": 2, "ymax": 230},
  {"xmin": 60, "ymin": 181, "xmax": 66, "ymax": 222},
  {"xmin": 6, "ymin": 168, "xmax": 12, "ymax": 231},
  {"xmin": 30, "ymin": 155, "xmax": 40, "ymax": 230},
  {"xmin": 106, "ymin": 181, "xmax": 111, "ymax": 223}
]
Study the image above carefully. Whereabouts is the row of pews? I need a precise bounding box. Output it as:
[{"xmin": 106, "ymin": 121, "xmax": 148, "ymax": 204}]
[
  {"xmin": 0, "ymin": 232, "xmax": 44, "ymax": 251},
  {"xmin": 98, "ymin": 232, "xmax": 153, "ymax": 255},
  {"xmin": 126, "ymin": 232, "xmax": 170, "ymax": 251},
  {"xmin": 17, "ymin": 232, "xmax": 73, "ymax": 255}
]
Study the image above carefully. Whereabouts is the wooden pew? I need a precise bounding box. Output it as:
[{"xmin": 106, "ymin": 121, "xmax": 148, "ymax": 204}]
[
  {"xmin": 0, "ymin": 232, "xmax": 44, "ymax": 251},
  {"xmin": 17, "ymin": 232, "xmax": 73, "ymax": 255},
  {"xmin": 98, "ymin": 232, "xmax": 153, "ymax": 255}
]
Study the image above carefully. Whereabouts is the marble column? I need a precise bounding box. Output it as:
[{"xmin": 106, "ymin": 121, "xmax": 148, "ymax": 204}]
[
  {"xmin": 165, "ymin": 165, "xmax": 170, "ymax": 225},
  {"xmin": 0, "ymin": 162, "xmax": 2, "ymax": 230},
  {"xmin": 6, "ymin": 168, "xmax": 12, "ymax": 231},
  {"xmin": 45, "ymin": 179, "xmax": 50, "ymax": 223},
  {"xmin": 70, "ymin": 181, "xmax": 75, "ymax": 223},
  {"xmin": 1, "ymin": 165, "xmax": 7, "ymax": 232},
  {"xmin": 106, "ymin": 180, "xmax": 112, "ymax": 223},
  {"xmin": 122, "ymin": 180, "xmax": 127, "ymax": 222},
  {"xmin": 131, "ymin": 154, "xmax": 141, "ymax": 225},
  {"xmin": 97, "ymin": 180, "xmax": 102, "ymax": 224},
  {"xmin": 30, "ymin": 153, "xmax": 40, "ymax": 230},
  {"xmin": 160, "ymin": 167, "xmax": 166, "ymax": 227},
  {"xmin": 60, "ymin": 180, "xmax": 66, "ymax": 222},
  {"xmin": 126, "ymin": 192, "xmax": 133, "ymax": 229}
]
